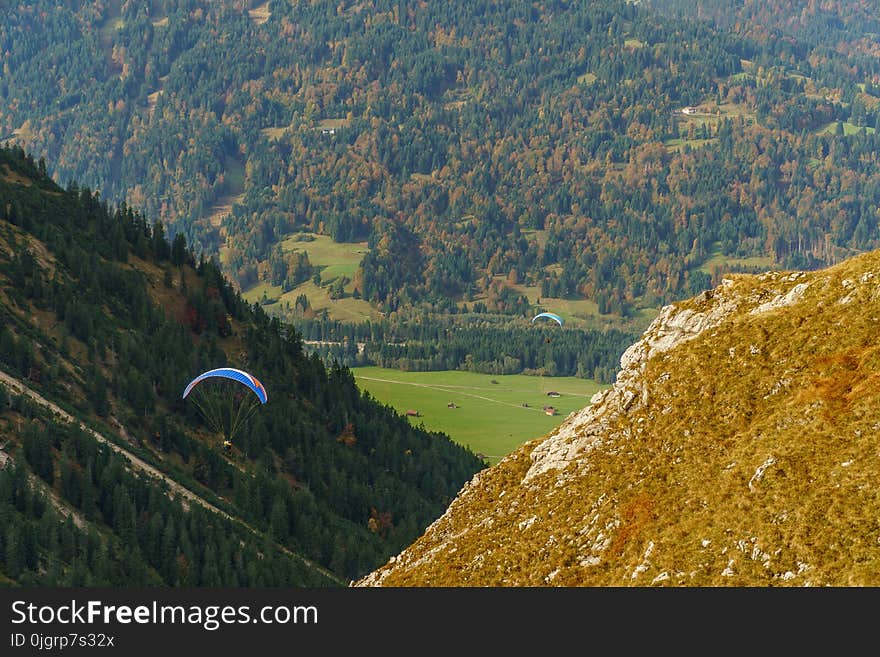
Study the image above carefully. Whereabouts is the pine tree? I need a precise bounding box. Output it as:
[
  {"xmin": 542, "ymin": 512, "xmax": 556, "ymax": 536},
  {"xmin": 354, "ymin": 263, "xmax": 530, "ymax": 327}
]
[{"xmin": 269, "ymin": 496, "xmax": 289, "ymax": 543}]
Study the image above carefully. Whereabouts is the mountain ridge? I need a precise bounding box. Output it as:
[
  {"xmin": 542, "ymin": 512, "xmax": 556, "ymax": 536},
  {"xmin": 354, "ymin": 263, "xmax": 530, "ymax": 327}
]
[{"xmin": 357, "ymin": 249, "xmax": 880, "ymax": 586}]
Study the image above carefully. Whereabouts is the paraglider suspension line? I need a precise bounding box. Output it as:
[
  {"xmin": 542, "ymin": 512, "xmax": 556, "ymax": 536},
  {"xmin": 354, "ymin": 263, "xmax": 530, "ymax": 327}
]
[
  {"xmin": 186, "ymin": 382, "xmax": 263, "ymax": 448},
  {"xmin": 189, "ymin": 390, "xmax": 219, "ymax": 438},
  {"xmin": 227, "ymin": 393, "xmax": 260, "ymax": 444}
]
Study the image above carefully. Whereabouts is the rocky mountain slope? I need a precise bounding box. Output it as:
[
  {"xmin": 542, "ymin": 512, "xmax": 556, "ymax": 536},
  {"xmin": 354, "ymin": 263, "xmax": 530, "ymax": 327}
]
[{"xmin": 357, "ymin": 251, "xmax": 880, "ymax": 586}]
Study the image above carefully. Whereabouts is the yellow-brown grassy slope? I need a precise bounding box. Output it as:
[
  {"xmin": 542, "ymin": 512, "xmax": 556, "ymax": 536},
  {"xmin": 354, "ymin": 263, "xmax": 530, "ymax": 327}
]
[{"xmin": 356, "ymin": 251, "xmax": 880, "ymax": 586}]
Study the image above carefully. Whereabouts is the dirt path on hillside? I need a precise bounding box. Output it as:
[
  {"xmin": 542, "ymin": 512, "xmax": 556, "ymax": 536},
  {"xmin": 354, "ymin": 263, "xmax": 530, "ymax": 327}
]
[
  {"xmin": 0, "ymin": 368, "xmax": 224, "ymax": 515},
  {"xmin": 0, "ymin": 367, "xmax": 345, "ymax": 585}
]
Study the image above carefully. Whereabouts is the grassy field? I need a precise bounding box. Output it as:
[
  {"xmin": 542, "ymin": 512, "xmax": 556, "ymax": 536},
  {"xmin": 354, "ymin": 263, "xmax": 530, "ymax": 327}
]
[
  {"xmin": 248, "ymin": 1, "xmax": 271, "ymax": 24},
  {"xmin": 506, "ymin": 279, "xmax": 657, "ymax": 334},
  {"xmin": 576, "ymin": 72, "xmax": 597, "ymax": 85},
  {"xmin": 317, "ymin": 118, "xmax": 351, "ymax": 131},
  {"xmin": 817, "ymin": 121, "xmax": 876, "ymax": 136},
  {"xmin": 281, "ymin": 233, "xmax": 368, "ymax": 285},
  {"xmin": 352, "ymin": 366, "xmax": 606, "ymax": 464},
  {"xmin": 243, "ymin": 279, "xmax": 381, "ymax": 321},
  {"xmin": 261, "ymin": 117, "xmax": 351, "ymax": 140},
  {"xmin": 664, "ymin": 101, "xmax": 755, "ymax": 152},
  {"xmin": 240, "ymin": 227, "xmax": 658, "ymax": 330},
  {"xmin": 698, "ymin": 244, "xmax": 774, "ymax": 275},
  {"xmin": 207, "ymin": 154, "xmax": 245, "ymax": 228},
  {"xmin": 240, "ymin": 232, "xmax": 380, "ymax": 322},
  {"xmin": 506, "ymin": 231, "xmax": 650, "ymax": 330}
]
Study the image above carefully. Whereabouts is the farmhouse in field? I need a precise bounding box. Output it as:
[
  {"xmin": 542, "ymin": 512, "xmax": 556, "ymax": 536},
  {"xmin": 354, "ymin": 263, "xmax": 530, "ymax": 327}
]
[
  {"xmin": 406, "ymin": 409, "xmax": 420, "ymax": 417},
  {"xmin": 543, "ymin": 405, "xmax": 557, "ymax": 416}
]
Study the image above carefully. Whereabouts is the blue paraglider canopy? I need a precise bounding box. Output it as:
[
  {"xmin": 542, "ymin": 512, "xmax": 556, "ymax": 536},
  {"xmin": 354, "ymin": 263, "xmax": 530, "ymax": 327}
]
[
  {"xmin": 182, "ymin": 367, "xmax": 267, "ymax": 404},
  {"xmin": 531, "ymin": 312, "xmax": 563, "ymax": 326},
  {"xmin": 182, "ymin": 367, "xmax": 267, "ymax": 448}
]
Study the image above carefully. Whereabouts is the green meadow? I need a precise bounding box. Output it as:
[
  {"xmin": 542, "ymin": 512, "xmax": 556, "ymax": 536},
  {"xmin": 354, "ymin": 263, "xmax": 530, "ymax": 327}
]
[
  {"xmin": 817, "ymin": 120, "xmax": 876, "ymax": 136},
  {"xmin": 352, "ymin": 366, "xmax": 606, "ymax": 464},
  {"xmin": 241, "ymin": 232, "xmax": 381, "ymax": 322},
  {"xmin": 281, "ymin": 233, "xmax": 368, "ymax": 284},
  {"xmin": 698, "ymin": 244, "xmax": 774, "ymax": 274}
]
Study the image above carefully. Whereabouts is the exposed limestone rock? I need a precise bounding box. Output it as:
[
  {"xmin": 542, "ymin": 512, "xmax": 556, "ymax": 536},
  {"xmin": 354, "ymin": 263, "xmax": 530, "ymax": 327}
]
[
  {"xmin": 748, "ymin": 456, "xmax": 776, "ymax": 492},
  {"xmin": 525, "ymin": 283, "xmax": 744, "ymax": 482},
  {"xmin": 750, "ymin": 282, "xmax": 809, "ymax": 315}
]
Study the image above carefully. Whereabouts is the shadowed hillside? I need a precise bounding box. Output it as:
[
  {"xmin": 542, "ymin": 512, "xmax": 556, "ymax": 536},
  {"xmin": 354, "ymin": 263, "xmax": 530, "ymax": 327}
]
[{"xmin": 0, "ymin": 145, "xmax": 484, "ymax": 586}]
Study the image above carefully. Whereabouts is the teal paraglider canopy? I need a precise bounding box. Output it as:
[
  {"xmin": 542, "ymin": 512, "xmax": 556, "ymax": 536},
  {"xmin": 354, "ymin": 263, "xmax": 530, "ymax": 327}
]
[
  {"xmin": 182, "ymin": 367, "xmax": 267, "ymax": 449},
  {"xmin": 531, "ymin": 312, "xmax": 563, "ymax": 326}
]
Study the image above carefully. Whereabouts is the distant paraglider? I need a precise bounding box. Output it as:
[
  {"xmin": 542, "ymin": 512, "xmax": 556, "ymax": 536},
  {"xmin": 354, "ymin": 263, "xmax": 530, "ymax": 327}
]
[
  {"xmin": 531, "ymin": 312, "xmax": 563, "ymax": 327},
  {"xmin": 182, "ymin": 367, "xmax": 267, "ymax": 450},
  {"xmin": 531, "ymin": 313, "xmax": 563, "ymax": 388}
]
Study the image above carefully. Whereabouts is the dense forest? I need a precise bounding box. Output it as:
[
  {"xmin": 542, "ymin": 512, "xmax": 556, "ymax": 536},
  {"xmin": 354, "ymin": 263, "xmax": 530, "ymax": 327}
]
[
  {"xmin": 0, "ymin": 145, "xmax": 484, "ymax": 585},
  {"xmin": 294, "ymin": 316, "xmax": 634, "ymax": 383},
  {"xmin": 1, "ymin": 413, "xmax": 329, "ymax": 586},
  {"xmin": 3, "ymin": 0, "xmax": 880, "ymax": 333},
  {"xmin": 649, "ymin": 0, "xmax": 880, "ymax": 46}
]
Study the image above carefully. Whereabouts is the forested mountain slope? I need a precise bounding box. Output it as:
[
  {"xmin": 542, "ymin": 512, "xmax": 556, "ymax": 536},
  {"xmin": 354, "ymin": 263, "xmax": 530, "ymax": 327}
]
[
  {"xmin": 357, "ymin": 249, "xmax": 880, "ymax": 586},
  {"xmin": 0, "ymin": 145, "xmax": 484, "ymax": 585},
  {"xmin": 648, "ymin": 0, "xmax": 880, "ymax": 48},
  {"xmin": 4, "ymin": 0, "xmax": 880, "ymax": 324}
]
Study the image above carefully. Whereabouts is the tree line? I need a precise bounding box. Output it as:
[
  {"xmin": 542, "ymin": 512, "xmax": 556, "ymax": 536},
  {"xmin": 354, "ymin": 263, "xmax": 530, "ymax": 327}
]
[{"xmin": 294, "ymin": 316, "xmax": 635, "ymax": 384}]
